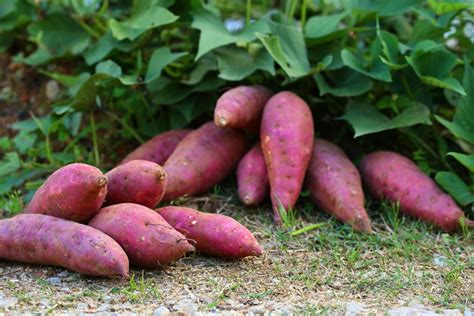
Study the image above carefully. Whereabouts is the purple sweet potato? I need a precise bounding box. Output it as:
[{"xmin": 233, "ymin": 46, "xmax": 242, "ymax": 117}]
[
  {"xmin": 260, "ymin": 91, "xmax": 314, "ymax": 223},
  {"xmin": 214, "ymin": 85, "xmax": 272, "ymax": 131},
  {"xmin": 162, "ymin": 121, "xmax": 247, "ymax": 202},
  {"xmin": 237, "ymin": 143, "xmax": 269, "ymax": 206},
  {"xmin": 0, "ymin": 214, "xmax": 129, "ymax": 277},
  {"xmin": 156, "ymin": 206, "xmax": 262, "ymax": 258},
  {"xmin": 305, "ymin": 139, "xmax": 372, "ymax": 232},
  {"xmin": 89, "ymin": 203, "xmax": 194, "ymax": 268},
  {"xmin": 24, "ymin": 163, "xmax": 107, "ymax": 223},
  {"xmin": 360, "ymin": 151, "xmax": 474, "ymax": 232},
  {"xmin": 105, "ymin": 160, "xmax": 167, "ymax": 208},
  {"xmin": 120, "ymin": 129, "xmax": 191, "ymax": 165}
]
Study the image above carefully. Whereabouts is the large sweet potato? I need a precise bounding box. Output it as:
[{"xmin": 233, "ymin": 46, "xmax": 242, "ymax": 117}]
[
  {"xmin": 0, "ymin": 214, "xmax": 129, "ymax": 277},
  {"xmin": 89, "ymin": 203, "xmax": 194, "ymax": 268},
  {"xmin": 120, "ymin": 129, "xmax": 191, "ymax": 165},
  {"xmin": 237, "ymin": 143, "xmax": 269, "ymax": 206},
  {"xmin": 305, "ymin": 139, "xmax": 372, "ymax": 232},
  {"xmin": 214, "ymin": 85, "xmax": 272, "ymax": 131},
  {"xmin": 260, "ymin": 91, "xmax": 314, "ymax": 223},
  {"xmin": 105, "ymin": 160, "xmax": 167, "ymax": 208},
  {"xmin": 360, "ymin": 151, "xmax": 474, "ymax": 232},
  {"xmin": 163, "ymin": 121, "xmax": 247, "ymax": 201},
  {"xmin": 156, "ymin": 206, "xmax": 262, "ymax": 258},
  {"xmin": 24, "ymin": 163, "xmax": 107, "ymax": 222}
]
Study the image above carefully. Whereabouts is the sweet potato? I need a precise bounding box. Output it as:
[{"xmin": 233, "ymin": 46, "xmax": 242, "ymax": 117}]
[
  {"xmin": 163, "ymin": 121, "xmax": 247, "ymax": 202},
  {"xmin": 237, "ymin": 143, "xmax": 269, "ymax": 206},
  {"xmin": 156, "ymin": 206, "xmax": 262, "ymax": 258},
  {"xmin": 305, "ymin": 139, "xmax": 372, "ymax": 232},
  {"xmin": 260, "ymin": 91, "xmax": 314, "ymax": 223},
  {"xmin": 0, "ymin": 214, "xmax": 129, "ymax": 277},
  {"xmin": 214, "ymin": 85, "xmax": 272, "ymax": 131},
  {"xmin": 24, "ymin": 163, "xmax": 107, "ymax": 223},
  {"xmin": 360, "ymin": 151, "xmax": 474, "ymax": 232},
  {"xmin": 89, "ymin": 203, "xmax": 194, "ymax": 268},
  {"xmin": 105, "ymin": 160, "xmax": 167, "ymax": 208},
  {"xmin": 120, "ymin": 129, "xmax": 191, "ymax": 165}
]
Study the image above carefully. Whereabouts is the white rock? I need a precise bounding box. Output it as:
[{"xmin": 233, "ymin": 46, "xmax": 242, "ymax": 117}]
[
  {"xmin": 0, "ymin": 297, "xmax": 18, "ymax": 309},
  {"xmin": 47, "ymin": 277, "xmax": 61, "ymax": 285},
  {"xmin": 345, "ymin": 301, "xmax": 365, "ymax": 315},
  {"xmin": 433, "ymin": 254, "xmax": 448, "ymax": 267},
  {"xmin": 442, "ymin": 310, "xmax": 462, "ymax": 316},
  {"xmin": 153, "ymin": 306, "xmax": 170, "ymax": 316},
  {"xmin": 387, "ymin": 306, "xmax": 439, "ymax": 316},
  {"xmin": 173, "ymin": 298, "xmax": 199, "ymax": 314}
]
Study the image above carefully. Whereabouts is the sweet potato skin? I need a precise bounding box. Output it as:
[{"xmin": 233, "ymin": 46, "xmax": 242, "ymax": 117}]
[
  {"xmin": 214, "ymin": 85, "xmax": 272, "ymax": 131},
  {"xmin": 360, "ymin": 151, "xmax": 471, "ymax": 232},
  {"xmin": 24, "ymin": 163, "xmax": 107, "ymax": 223},
  {"xmin": 305, "ymin": 139, "xmax": 372, "ymax": 232},
  {"xmin": 0, "ymin": 214, "xmax": 129, "ymax": 277},
  {"xmin": 163, "ymin": 122, "xmax": 247, "ymax": 202},
  {"xmin": 260, "ymin": 91, "xmax": 314, "ymax": 223},
  {"xmin": 105, "ymin": 160, "xmax": 167, "ymax": 208},
  {"xmin": 89, "ymin": 203, "xmax": 194, "ymax": 268},
  {"xmin": 237, "ymin": 143, "xmax": 269, "ymax": 206},
  {"xmin": 156, "ymin": 206, "xmax": 262, "ymax": 258},
  {"xmin": 120, "ymin": 129, "xmax": 191, "ymax": 165}
]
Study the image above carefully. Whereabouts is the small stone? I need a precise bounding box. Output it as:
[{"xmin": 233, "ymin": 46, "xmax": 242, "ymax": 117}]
[
  {"xmin": 464, "ymin": 309, "xmax": 472, "ymax": 316},
  {"xmin": 97, "ymin": 303, "xmax": 110, "ymax": 312},
  {"xmin": 433, "ymin": 254, "xmax": 448, "ymax": 267},
  {"xmin": 173, "ymin": 298, "xmax": 199, "ymax": 314},
  {"xmin": 0, "ymin": 297, "xmax": 18, "ymax": 309},
  {"xmin": 57, "ymin": 271, "xmax": 69, "ymax": 278},
  {"xmin": 76, "ymin": 302, "xmax": 88, "ymax": 310},
  {"xmin": 45, "ymin": 80, "xmax": 60, "ymax": 101},
  {"xmin": 39, "ymin": 299, "xmax": 50, "ymax": 307},
  {"xmin": 345, "ymin": 301, "xmax": 365, "ymax": 315},
  {"xmin": 101, "ymin": 295, "xmax": 113, "ymax": 303},
  {"xmin": 249, "ymin": 304, "xmax": 266, "ymax": 314},
  {"xmin": 387, "ymin": 306, "xmax": 438, "ymax": 316},
  {"xmin": 153, "ymin": 306, "xmax": 170, "ymax": 316},
  {"xmin": 47, "ymin": 277, "xmax": 61, "ymax": 286},
  {"xmin": 442, "ymin": 310, "xmax": 462, "ymax": 316}
]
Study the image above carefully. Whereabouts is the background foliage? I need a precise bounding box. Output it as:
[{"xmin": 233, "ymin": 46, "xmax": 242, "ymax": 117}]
[{"xmin": 0, "ymin": 0, "xmax": 473, "ymax": 217}]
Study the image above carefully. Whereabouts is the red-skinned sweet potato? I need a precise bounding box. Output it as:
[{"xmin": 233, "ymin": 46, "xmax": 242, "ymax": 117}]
[
  {"xmin": 0, "ymin": 214, "xmax": 129, "ymax": 277},
  {"xmin": 237, "ymin": 143, "xmax": 269, "ymax": 206},
  {"xmin": 89, "ymin": 203, "xmax": 194, "ymax": 268},
  {"xmin": 260, "ymin": 91, "xmax": 314, "ymax": 223},
  {"xmin": 156, "ymin": 206, "xmax": 262, "ymax": 258},
  {"xmin": 24, "ymin": 163, "xmax": 107, "ymax": 223},
  {"xmin": 305, "ymin": 139, "xmax": 372, "ymax": 232},
  {"xmin": 120, "ymin": 129, "xmax": 191, "ymax": 165},
  {"xmin": 214, "ymin": 85, "xmax": 272, "ymax": 131},
  {"xmin": 360, "ymin": 151, "xmax": 474, "ymax": 232},
  {"xmin": 162, "ymin": 121, "xmax": 247, "ymax": 202},
  {"xmin": 105, "ymin": 160, "xmax": 167, "ymax": 208}
]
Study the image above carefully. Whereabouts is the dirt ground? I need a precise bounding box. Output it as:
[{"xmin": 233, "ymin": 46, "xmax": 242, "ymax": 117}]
[{"xmin": 1, "ymin": 194, "xmax": 473, "ymax": 314}]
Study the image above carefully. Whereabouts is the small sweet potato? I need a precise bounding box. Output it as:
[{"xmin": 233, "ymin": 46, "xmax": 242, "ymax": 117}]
[
  {"xmin": 105, "ymin": 160, "xmax": 167, "ymax": 208},
  {"xmin": 214, "ymin": 85, "xmax": 272, "ymax": 131},
  {"xmin": 24, "ymin": 163, "xmax": 107, "ymax": 222},
  {"xmin": 0, "ymin": 214, "xmax": 129, "ymax": 277},
  {"xmin": 305, "ymin": 139, "xmax": 372, "ymax": 232},
  {"xmin": 120, "ymin": 129, "xmax": 191, "ymax": 165},
  {"xmin": 156, "ymin": 206, "xmax": 262, "ymax": 258},
  {"xmin": 360, "ymin": 151, "xmax": 474, "ymax": 232},
  {"xmin": 261, "ymin": 91, "xmax": 314, "ymax": 223},
  {"xmin": 89, "ymin": 203, "xmax": 194, "ymax": 268},
  {"xmin": 237, "ymin": 143, "xmax": 269, "ymax": 206},
  {"xmin": 163, "ymin": 121, "xmax": 247, "ymax": 202}
]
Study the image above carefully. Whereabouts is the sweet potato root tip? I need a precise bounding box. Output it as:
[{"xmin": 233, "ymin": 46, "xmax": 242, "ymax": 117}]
[{"xmin": 97, "ymin": 176, "xmax": 108, "ymax": 187}]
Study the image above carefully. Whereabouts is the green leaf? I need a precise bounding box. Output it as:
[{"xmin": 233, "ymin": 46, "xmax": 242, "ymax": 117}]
[
  {"xmin": 215, "ymin": 45, "xmax": 275, "ymax": 81},
  {"xmin": 314, "ymin": 68, "xmax": 373, "ymax": 97},
  {"xmin": 348, "ymin": 0, "xmax": 424, "ymax": 16},
  {"xmin": 378, "ymin": 30, "xmax": 407, "ymax": 70},
  {"xmin": 83, "ymin": 32, "xmax": 136, "ymax": 65},
  {"xmin": 448, "ymin": 152, "xmax": 474, "ymax": 172},
  {"xmin": 305, "ymin": 12, "xmax": 348, "ymax": 39},
  {"xmin": 0, "ymin": 152, "xmax": 20, "ymax": 177},
  {"xmin": 70, "ymin": 73, "xmax": 112, "ymax": 111},
  {"xmin": 191, "ymin": 8, "xmax": 269, "ymax": 60},
  {"xmin": 145, "ymin": 48, "xmax": 187, "ymax": 82},
  {"xmin": 341, "ymin": 48, "xmax": 391, "ymax": 82},
  {"xmin": 428, "ymin": 0, "xmax": 474, "ymax": 15},
  {"xmin": 435, "ymin": 171, "xmax": 474, "ymax": 206},
  {"xmin": 182, "ymin": 53, "xmax": 218, "ymax": 85},
  {"xmin": 256, "ymin": 20, "xmax": 310, "ymax": 79},
  {"xmin": 340, "ymin": 101, "xmax": 431, "ymax": 137},
  {"xmin": 42, "ymin": 71, "xmax": 91, "ymax": 96},
  {"xmin": 96, "ymin": 60, "xmax": 123, "ymax": 77},
  {"xmin": 12, "ymin": 131, "xmax": 36, "ymax": 154},
  {"xmin": 109, "ymin": 1, "xmax": 178, "ymax": 40}
]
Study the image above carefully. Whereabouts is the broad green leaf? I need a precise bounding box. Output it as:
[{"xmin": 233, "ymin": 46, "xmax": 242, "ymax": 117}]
[
  {"xmin": 428, "ymin": 0, "xmax": 474, "ymax": 15},
  {"xmin": 314, "ymin": 68, "xmax": 373, "ymax": 97},
  {"xmin": 305, "ymin": 12, "xmax": 348, "ymax": 39},
  {"xmin": 70, "ymin": 73, "xmax": 112, "ymax": 111},
  {"xmin": 340, "ymin": 101, "xmax": 431, "ymax": 137},
  {"xmin": 96, "ymin": 60, "xmax": 123, "ymax": 77},
  {"xmin": 182, "ymin": 53, "xmax": 218, "ymax": 85},
  {"xmin": 435, "ymin": 171, "xmax": 474, "ymax": 206},
  {"xmin": 378, "ymin": 30, "xmax": 407, "ymax": 70},
  {"xmin": 347, "ymin": 0, "xmax": 424, "ymax": 16},
  {"xmin": 256, "ymin": 20, "xmax": 310, "ymax": 78},
  {"xmin": 0, "ymin": 152, "xmax": 20, "ymax": 177},
  {"xmin": 109, "ymin": 1, "xmax": 178, "ymax": 40},
  {"xmin": 448, "ymin": 152, "xmax": 474, "ymax": 172},
  {"xmin": 341, "ymin": 49, "xmax": 392, "ymax": 82},
  {"xmin": 215, "ymin": 45, "xmax": 275, "ymax": 81},
  {"xmin": 192, "ymin": 8, "xmax": 269, "ymax": 60},
  {"xmin": 0, "ymin": 2, "xmax": 16, "ymax": 19},
  {"xmin": 83, "ymin": 32, "xmax": 136, "ymax": 65},
  {"xmin": 42, "ymin": 72, "xmax": 91, "ymax": 96},
  {"xmin": 12, "ymin": 131, "xmax": 36, "ymax": 154},
  {"xmin": 145, "ymin": 48, "xmax": 187, "ymax": 82},
  {"xmin": 70, "ymin": 0, "xmax": 102, "ymax": 16}
]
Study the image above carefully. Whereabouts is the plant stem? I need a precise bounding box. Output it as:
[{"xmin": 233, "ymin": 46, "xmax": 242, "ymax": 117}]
[
  {"xmin": 29, "ymin": 112, "xmax": 54, "ymax": 165},
  {"xmin": 287, "ymin": 0, "xmax": 298, "ymax": 21},
  {"xmin": 90, "ymin": 112, "xmax": 101, "ymax": 166},
  {"xmin": 75, "ymin": 18, "xmax": 102, "ymax": 39},
  {"xmin": 246, "ymin": 0, "xmax": 252, "ymax": 26},
  {"xmin": 300, "ymin": 0, "xmax": 308, "ymax": 27},
  {"xmin": 105, "ymin": 110, "xmax": 145, "ymax": 144}
]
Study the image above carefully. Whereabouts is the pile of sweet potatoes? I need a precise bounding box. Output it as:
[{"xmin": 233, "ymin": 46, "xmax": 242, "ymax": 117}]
[{"xmin": 1, "ymin": 85, "xmax": 472, "ymax": 277}]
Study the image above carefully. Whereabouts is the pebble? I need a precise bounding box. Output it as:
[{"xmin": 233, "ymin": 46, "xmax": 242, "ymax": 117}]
[
  {"xmin": 57, "ymin": 271, "xmax": 69, "ymax": 278},
  {"xmin": 45, "ymin": 80, "xmax": 60, "ymax": 101},
  {"xmin": 76, "ymin": 302, "xmax": 88, "ymax": 310},
  {"xmin": 385, "ymin": 305, "xmax": 464, "ymax": 316},
  {"xmin": 153, "ymin": 306, "xmax": 170, "ymax": 316},
  {"xmin": 345, "ymin": 301, "xmax": 366, "ymax": 315},
  {"xmin": 432, "ymin": 254, "xmax": 448, "ymax": 267},
  {"xmin": 96, "ymin": 304, "xmax": 110, "ymax": 312},
  {"xmin": 0, "ymin": 297, "xmax": 18, "ymax": 309},
  {"xmin": 173, "ymin": 298, "xmax": 199, "ymax": 314},
  {"xmin": 47, "ymin": 277, "xmax": 61, "ymax": 286}
]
